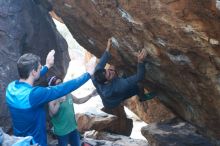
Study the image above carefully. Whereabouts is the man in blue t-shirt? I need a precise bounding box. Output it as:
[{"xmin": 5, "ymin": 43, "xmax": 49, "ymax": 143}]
[{"xmin": 6, "ymin": 50, "xmax": 94, "ymax": 146}]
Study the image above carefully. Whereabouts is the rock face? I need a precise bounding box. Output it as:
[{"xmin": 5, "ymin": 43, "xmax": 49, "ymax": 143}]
[
  {"xmin": 0, "ymin": 127, "xmax": 35, "ymax": 146},
  {"xmin": 84, "ymin": 131, "xmax": 148, "ymax": 146},
  {"xmin": 0, "ymin": 0, "xmax": 69, "ymax": 130},
  {"xmin": 52, "ymin": 0, "xmax": 220, "ymax": 142},
  {"xmin": 75, "ymin": 112, "xmax": 117, "ymax": 133},
  {"xmin": 101, "ymin": 105, "xmax": 133, "ymax": 136},
  {"xmin": 124, "ymin": 96, "xmax": 175, "ymax": 123},
  {"xmin": 141, "ymin": 118, "xmax": 214, "ymax": 146}
]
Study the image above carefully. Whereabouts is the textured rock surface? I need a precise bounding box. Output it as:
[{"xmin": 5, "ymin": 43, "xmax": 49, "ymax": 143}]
[
  {"xmin": 84, "ymin": 131, "xmax": 148, "ymax": 146},
  {"xmin": 101, "ymin": 105, "xmax": 133, "ymax": 136},
  {"xmin": 0, "ymin": 0, "xmax": 69, "ymax": 130},
  {"xmin": 76, "ymin": 112, "xmax": 117, "ymax": 133},
  {"xmin": 124, "ymin": 96, "xmax": 175, "ymax": 123},
  {"xmin": 141, "ymin": 118, "xmax": 214, "ymax": 146},
  {"xmin": 52, "ymin": 0, "xmax": 220, "ymax": 142}
]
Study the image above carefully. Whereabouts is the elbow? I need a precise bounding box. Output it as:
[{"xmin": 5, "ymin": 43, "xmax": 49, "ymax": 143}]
[
  {"xmin": 51, "ymin": 110, "xmax": 57, "ymax": 115},
  {"xmin": 75, "ymin": 101, "xmax": 83, "ymax": 104},
  {"xmin": 49, "ymin": 110, "xmax": 56, "ymax": 117},
  {"xmin": 137, "ymin": 74, "xmax": 145, "ymax": 81},
  {"xmin": 49, "ymin": 108, "xmax": 59, "ymax": 116},
  {"xmin": 50, "ymin": 110, "xmax": 57, "ymax": 116}
]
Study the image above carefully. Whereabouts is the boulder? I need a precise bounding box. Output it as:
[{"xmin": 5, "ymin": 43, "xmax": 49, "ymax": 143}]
[
  {"xmin": 76, "ymin": 112, "xmax": 117, "ymax": 133},
  {"xmin": 124, "ymin": 96, "xmax": 175, "ymax": 123},
  {"xmin": 141, "ymin": 118, "xmax": 215, "ymax": 146},
  {"xmin": 0, "ymin": 0, "xmax": 69, "ymax": 129},
  {"xmin": 52, "ymin": 0, "xmax": 220, "ymax": 142},
  {"xmin": 101, "ymin": 105, "xmax": 133, "ymax": 136},
  {"xmin": 83, "ymin": 131, "xmax": 148, "ymax": 146}
]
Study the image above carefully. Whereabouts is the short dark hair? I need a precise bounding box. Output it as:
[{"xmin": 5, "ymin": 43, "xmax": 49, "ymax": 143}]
[
  {"xmin": 94, "ymin": 69, "xmax": 107, "ymax": 84},
  {"xmin": 17, "ymin": 53, "xmax": 41, "ymax": 79}
]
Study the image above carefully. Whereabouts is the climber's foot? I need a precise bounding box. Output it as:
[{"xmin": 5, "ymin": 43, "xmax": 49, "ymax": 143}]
[{"xmin": 139, "ymin": 91, "xmax": 157, "ymax": 102}]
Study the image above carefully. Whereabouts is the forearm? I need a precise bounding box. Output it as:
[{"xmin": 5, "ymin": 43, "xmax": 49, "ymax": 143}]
[
  {"xmin": 95, "ymin": 51, "xmax": 111, "ymax": 71},
  {"xmin": 40, "ymin": 66, "xmax": 48, "ymax": 77},
  {"xmin": 125, "ymin": 63, "xmax": 145, "ymax": 83},
  {"xmin": 136, "ymin": 63, "xmax": 145, "ymax": 81},
  {"xmin": 49, "ymin": 73, "xmax": 91, "ymax": 98},
  {"xmin": 49, "ymin": 102, "xmax": 60, "ymax": 116},
  {"xmin": 74, "ymin": 95, "xmax": 92, "ymax": 104},
  {"xmin": 52, "ymin": 104, "xmax": 60, "ymax": 115},
  {"xmin": 29, "ymin": 73, "xmax": 91, "ymax": 106}
]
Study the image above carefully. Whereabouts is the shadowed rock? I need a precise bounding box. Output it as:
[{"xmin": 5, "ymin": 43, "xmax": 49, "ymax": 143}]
[
  {"xmin": 0, "ymin": 0, "xmax": 69, "ymax": 130},
  {"xmin": 76, "ymin": 105, "xmax": 134, "ymax": 136},
  {"xmin": 124, "ymin": 96, "xmax": 175, "ymax": 123},
  {"xmin": 141, "ymin": 118, "xmax": 215, "ymax": 146},
  {"xmin": 83, "ymin": 131, "xmax": 148, "ymax": 146},
  {"xmin": 101, "ymin": 105, "xmax": 133, "ymax": 136},
  {"xmin": 0, "ymin": 127, "xmax": 36, "ymax": 146}
]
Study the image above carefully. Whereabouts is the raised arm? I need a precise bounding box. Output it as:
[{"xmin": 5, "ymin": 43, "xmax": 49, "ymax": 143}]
[
  {"xmin": 95, "ymin": 38, "xmax": 112, "ymax": 71},
  {"xmin": 40, "ymin": 66, "xmax": 49, "ymax": 77},
  {"xmin": 48, "ymin": 100, "xmax": 60, "ymax": 117},
  {"xmin": 40, "ymin": 50, "xmax": 55, "ymax": 77},
  {"xmin": 48, "ymin": 96, "xmax": 66, "ymax": 116},
  {"xmin": 72, "ymin": 89, "xmax": 98, "ymax": 104},
  {"xmin": 29, "ymin": 72, "xmax": 91, "ymax": 107},
  {"xmin": 125, "ymin": 49, "xmax": 147, "ymax": 83}
]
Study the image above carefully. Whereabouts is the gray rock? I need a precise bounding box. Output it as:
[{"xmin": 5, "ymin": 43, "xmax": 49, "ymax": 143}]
[
  {"xmin": 141, "ymin": 118, "xmax": 214, "ymax": 146},
  {"xmin": 0, "ymin": 0, "xmax": 69, "ymax": 129}
]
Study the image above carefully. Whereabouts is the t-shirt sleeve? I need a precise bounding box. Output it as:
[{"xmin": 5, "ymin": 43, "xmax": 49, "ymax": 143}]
[
  {"xmin": 29, "ymin": 73, "xmax": 91, "ymax": 107},
  {"xmin": 40, "ymin": 66, "xmax": 48, "ymax": 77}
]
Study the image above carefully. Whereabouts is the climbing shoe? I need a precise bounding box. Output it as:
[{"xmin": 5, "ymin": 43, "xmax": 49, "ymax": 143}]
[{"xmin": 139, "ymin": 91, "xmax": 157, "ymax": 102}]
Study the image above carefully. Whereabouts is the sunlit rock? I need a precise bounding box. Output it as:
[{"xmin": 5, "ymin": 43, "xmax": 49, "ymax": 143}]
[{"xmin": 76, "ymin": 112, "xmax": 117, "ymax": 133}]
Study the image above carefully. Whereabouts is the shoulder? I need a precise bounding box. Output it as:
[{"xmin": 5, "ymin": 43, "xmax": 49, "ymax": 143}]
[
  {"xmin": 29, "ymin": 86, "xmax": 49, "ymax": 98},
  {"xmin": 6, "ymin": 80, "xmax": 18, "ymax": 90},
  {"xmin": 31, "ymin": 86, "xmax": 48, "ymax": 92}
]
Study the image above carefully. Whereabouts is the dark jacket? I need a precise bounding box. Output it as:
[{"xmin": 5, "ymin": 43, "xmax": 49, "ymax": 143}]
[{"xmin": 92, "ymin": 51, "xmax": 145, "ymax": 108}]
